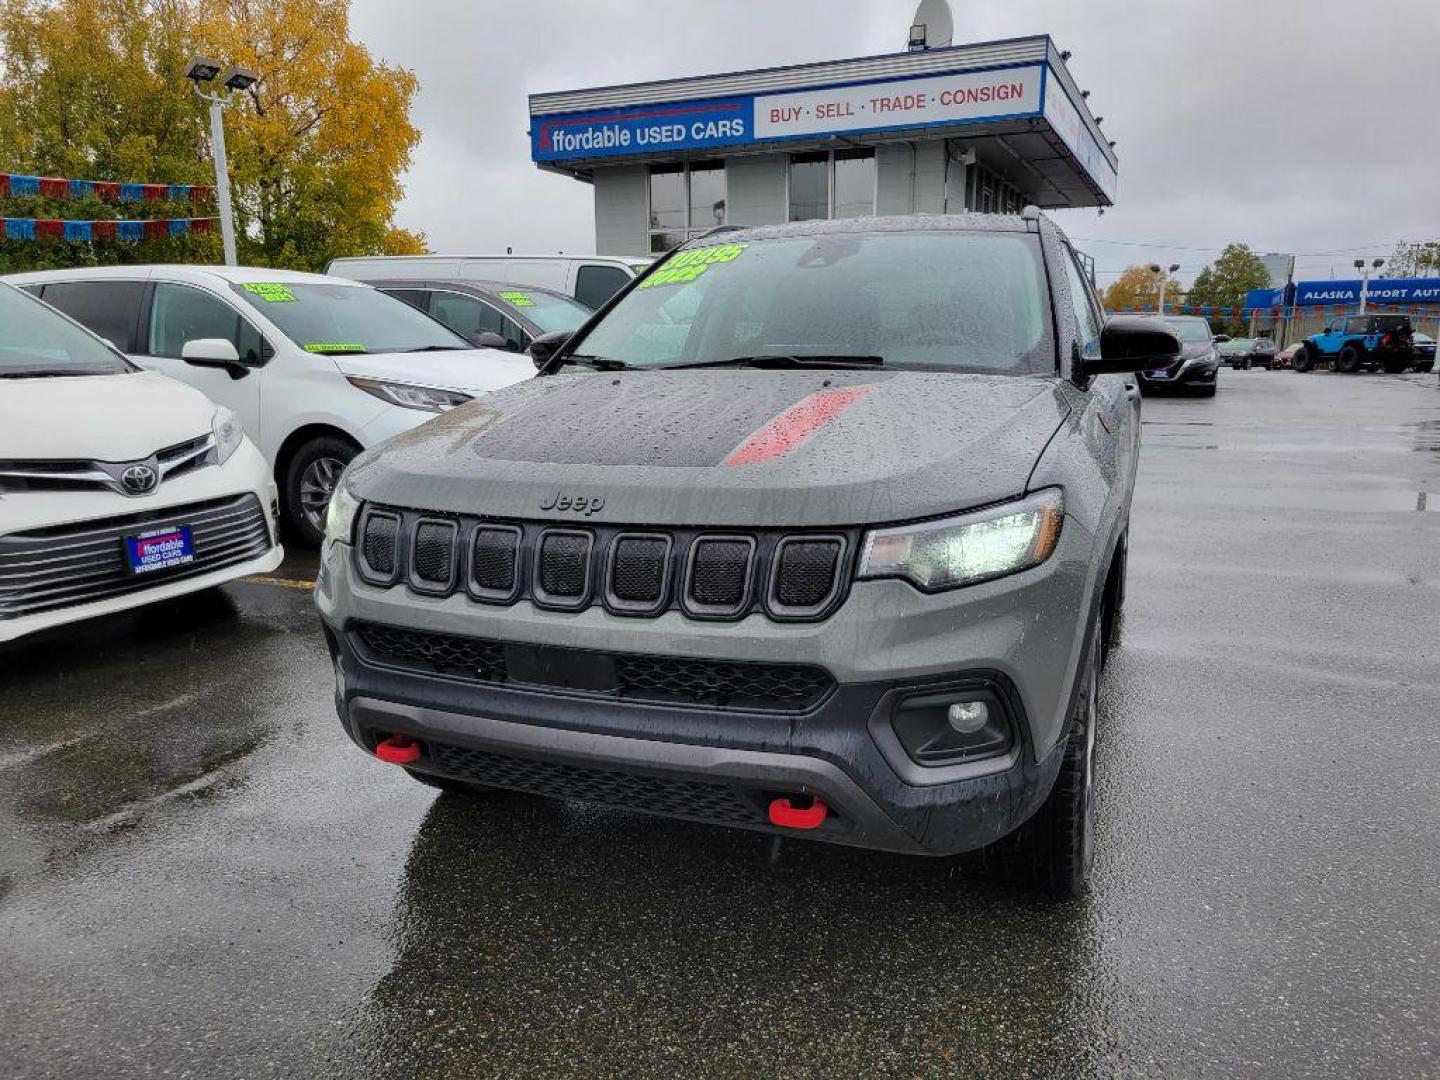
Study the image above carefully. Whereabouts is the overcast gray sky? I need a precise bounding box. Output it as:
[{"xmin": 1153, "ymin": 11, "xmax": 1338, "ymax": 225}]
[{"xmin": 349, "ymin": 0, "xmax": 1440, "ymax": 286}]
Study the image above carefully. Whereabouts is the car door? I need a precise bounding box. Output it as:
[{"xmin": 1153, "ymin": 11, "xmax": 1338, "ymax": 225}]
[
  {"xmin": 1060, "ymin": 244, "xmax": 1137, "ymax": 488},
  {"xmin": 134, "ymin": 281, "xmax": 265, "ymax": 440}
]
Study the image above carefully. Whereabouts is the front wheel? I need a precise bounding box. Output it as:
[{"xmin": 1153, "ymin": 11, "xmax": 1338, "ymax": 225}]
[
  {"xmin": 1336, "ymin": 345, "xmax": 1364, "ymax": 373},
  {"xmin": 284, "ymin": 435, "xmax": 360, "ymax": 546},
  {"xmin": 1294, "ymin": 347, "xmax": 1315, "ymax": 373},
  {"xmin": 1002, "ymin": 619, "xmax": 1101, "ymax": 898}
]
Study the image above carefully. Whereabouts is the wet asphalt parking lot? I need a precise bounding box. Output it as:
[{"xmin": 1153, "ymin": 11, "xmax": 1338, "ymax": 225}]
[{"xmin": 3, "ymin": 368, "xmax": 1439, "ymax": 1079}]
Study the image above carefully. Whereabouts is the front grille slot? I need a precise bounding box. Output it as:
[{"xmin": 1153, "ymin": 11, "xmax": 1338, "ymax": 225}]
[
  {"xmin": 350, "ymin": 621, "xmax": 834, "ymax": 713},
  {"xmin": 351, "ymin": 506, "xmax": 854, "ymax": 623},
  {"xmin": 0, "ymin": 494, "xmax": 271, "ymax": 619},
  {"xmin": 427, "ymin": 742, "xmax": 761, "ymax": 824}
]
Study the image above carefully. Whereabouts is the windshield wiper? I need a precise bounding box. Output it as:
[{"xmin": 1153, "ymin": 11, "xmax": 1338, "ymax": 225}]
[
  {"xmin": 0, "ymin": 369, "xmax": 102, "ymax": 378},
  {"xmin": 559, "ymin": 353, "xmax": 631, "ymax": 372},
  {"xmin": 656, "ymin": 354, "xmax": 885, "ymax": 371},
  {"xmin": 404, "ymin": 345, "xmax": 467, "ymax": 352}
]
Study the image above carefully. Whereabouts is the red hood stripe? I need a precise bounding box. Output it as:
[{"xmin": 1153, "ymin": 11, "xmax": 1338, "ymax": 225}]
[{"xmin": 722, "ymin": 385, "xmax": 873, "ymax": 466}]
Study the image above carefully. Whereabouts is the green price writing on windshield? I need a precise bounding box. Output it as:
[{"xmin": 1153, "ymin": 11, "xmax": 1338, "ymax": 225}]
[
  {"xmin": 638, "ymin": 243, "xmax": 748, "ymax": 289},
  {"xmin": 304, "ymin": 342, "xmax": 365, "ymax": 354},
  {"xmin": 497, "ymin": 290, "xmax": 534, "ymax": 308},
  {"xmin": 243, "ymin": 282, "xmax": 298, "ymax": 302}
]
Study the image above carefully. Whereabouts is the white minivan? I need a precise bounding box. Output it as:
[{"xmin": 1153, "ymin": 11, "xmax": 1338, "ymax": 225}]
[
  {"xmin": 6, "ymin": 266, "xmax": 534, "ymax": 545},
  {"xmin": 326, "ymin": 254, "xmax": 652, "ymax": 310},
  {"xmin": 0, "ymin": 282, "xmax": 282, "ymax": 643}
]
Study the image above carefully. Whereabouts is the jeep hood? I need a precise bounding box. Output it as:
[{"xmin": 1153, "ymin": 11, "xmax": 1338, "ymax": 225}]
[{"xmin": 344, "ymin": 370, "xmax": 1070, "ymax": 527}]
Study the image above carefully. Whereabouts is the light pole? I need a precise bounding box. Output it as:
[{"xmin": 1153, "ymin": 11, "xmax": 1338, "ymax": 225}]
[
  {"xmin": 1355, "ymin": 257, "xmax": 1385, "ymax": 315},
  {"xmin": 1157, "ymin": 262, "xmax": 1180, "ymax": 315},
  {"xmin": 185, "ymin": 57, "xmax": 258, "ymax": 266},
  {"xmin": 1148, "ymin": 263, "xmax": 1162, "ymax": 313}
]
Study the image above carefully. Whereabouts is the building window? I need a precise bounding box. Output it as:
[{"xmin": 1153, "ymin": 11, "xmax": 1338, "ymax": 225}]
[
  {"xmin": 648, "ymin": 161, "xmax": 726, "ymax": 254},
  {"xmin": 787, "ymin": 149, "xmax": 876, "ymax": 222}
]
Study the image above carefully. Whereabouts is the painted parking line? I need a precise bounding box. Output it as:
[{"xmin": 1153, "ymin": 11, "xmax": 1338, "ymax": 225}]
[{"xmin": 240, "ymin": 575, "xmax": 316, "ymax": 591}]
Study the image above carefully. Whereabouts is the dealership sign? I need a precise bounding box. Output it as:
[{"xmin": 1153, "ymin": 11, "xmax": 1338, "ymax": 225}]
[
  {"xmin": 531, "ymin": 61, "xmax": 1112, "ymax": 198},
  {"xmin": 1246, "ymin": 278, "xmax": 1440, "ymax": 309}
]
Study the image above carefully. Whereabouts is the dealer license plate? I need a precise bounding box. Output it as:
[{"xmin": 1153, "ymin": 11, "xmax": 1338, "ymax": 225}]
[
  {"xmin": 1145, "ymin": 368, "xmax": 1171, "ymax": 379},
  {"xmin": 124, "ymin": 525, "xmax": 195, "ymax": 575}
]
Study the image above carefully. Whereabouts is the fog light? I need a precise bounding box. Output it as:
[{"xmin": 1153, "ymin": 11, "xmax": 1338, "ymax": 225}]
[
  {"xmin": 892, "ymin": 687, "xmax": 1012, "ymax": 766},
  {"xmin": 947, "ymin": 700, "xmax": 989, "ymax": 733}
]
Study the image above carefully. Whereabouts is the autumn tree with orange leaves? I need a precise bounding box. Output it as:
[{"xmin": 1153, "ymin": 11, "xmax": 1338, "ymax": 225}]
[{"xmin": 0, "ymin": 0, "xmax": 425, "ymax": 271}]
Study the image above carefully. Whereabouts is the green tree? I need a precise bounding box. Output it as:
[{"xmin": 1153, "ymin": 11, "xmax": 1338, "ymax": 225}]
[
  {"xmin": 1102, "ymin": 264, "xmax": 1182, "ymax": 312},
  {"xmin": 0, "ymin": 0, "xmax": 424, "ymax": 273},
  {"xmin": 1188, "ymin": 243, "xmax": 1271, "ymax": 334},
  {"xmin": 1382, "ymin": 240, "xmax": 1440, "ymax": 279}
]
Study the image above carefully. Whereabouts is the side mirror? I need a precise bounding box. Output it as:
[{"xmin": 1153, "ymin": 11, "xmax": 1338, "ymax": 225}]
[
  {"xmin": 468, "ymin": 330, "xmax": 509, "ymax": 350},
  {"xmin": 181, "ymin": 338, "xmax": 248, "ymax": 379},
  {"xmin": 527, "ymin": 329, "xmax": 571, "ymax": 371},
  {"xmin": 1079, "ymin": 317, "xmax": 1182, "ymax": 378},
  {"xmin": 1213, "ymin": 334, "xmax": 1230, "ymax": 343}
]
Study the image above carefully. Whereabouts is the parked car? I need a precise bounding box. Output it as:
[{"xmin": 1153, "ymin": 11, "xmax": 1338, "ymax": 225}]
[
  {"xmin": 1411, "ymin": 332, "xmax": 1435, "ymax": 372},
  {"xmin": 369, "ymin": 279, "xmax": 594, "ymax": 353},
  {"xmin": 1218, "ymin": 337, "xmax": 1260, "ymax": 369},
  {"xmin": 1136, "ymin": 314, "xmax": 1220, "ymax": 396},
  {"xmin": 327, "ymin": 254, "xmax": 653, "ymax": 309},
  {"xmin": 5, "ymin": 266, "xmax": 535, "ymax": 545},
  {"xmin": 317, "ymin": 212, "xmax": 1181, "ymax": 897},
  {"xmin": 1274, "ymin": 341, "xmax": 1305, "ymax": 369},
  {"xmin": 1294, "ymin": 313, "xmax": 1416, "ymax": 374},
  {"xmin": 0, "ymin": 282, "xmax": 282, "ymax": 644},
  {"xmin": 1252, "ymin": 337, "xmax": 1278, "ymax": 368}
]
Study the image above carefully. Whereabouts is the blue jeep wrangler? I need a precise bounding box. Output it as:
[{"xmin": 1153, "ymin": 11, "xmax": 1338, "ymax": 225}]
[{"xmin": 1294, "ymin": 314, "xmax": 1418, "ymax": 374}]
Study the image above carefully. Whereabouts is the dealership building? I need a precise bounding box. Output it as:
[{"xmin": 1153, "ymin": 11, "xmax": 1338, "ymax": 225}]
[
  {"xmin": 1246, "ymin": 278, "xmax": 1440, "ymax": 341},
  {"xmin": 528, "ymin": 34, "xmax": 1117, "ymax": 258}
]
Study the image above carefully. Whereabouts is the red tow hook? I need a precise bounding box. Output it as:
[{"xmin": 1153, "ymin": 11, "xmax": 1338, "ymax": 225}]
[
  {"xmin": 374, "ymin": 734, "xmax": 422, "ymax": 765},
  {"xmin": 768, "ymin": 794, "xmax": 829, "ymax": 830}
]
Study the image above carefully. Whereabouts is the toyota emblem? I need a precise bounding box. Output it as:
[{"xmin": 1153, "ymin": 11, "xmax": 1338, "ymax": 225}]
[{"xmin": 121, "ymin": 464, "xmax": 158, "ymax": 495}]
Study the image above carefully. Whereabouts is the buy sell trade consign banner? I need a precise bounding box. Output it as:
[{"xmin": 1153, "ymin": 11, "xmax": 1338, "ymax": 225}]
[{"xmin": 531, "ymin": 61, "xmax": 1116, "ymax": 202}]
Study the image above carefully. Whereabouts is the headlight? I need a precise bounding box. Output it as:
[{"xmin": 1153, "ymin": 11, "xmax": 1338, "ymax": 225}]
[
  {"xmin": 212, "ymin": 406, "xmax": 244, "ymax": 465},
  {"xmin": 346, "ymin": 377, "xmax": 472, "ymax": 413},
  {"xmin": 857, "ymin": 489, "xmax": 1064, "ymax": 592},
  {"xmin": 324, "ymin": 482, "xmax": 361, "ymax": 546}
]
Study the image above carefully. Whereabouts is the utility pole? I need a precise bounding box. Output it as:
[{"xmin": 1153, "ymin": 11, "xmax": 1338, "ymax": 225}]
[{"xmin": 186, "ymin": 57, "xmax": 259, "ymax": 267}]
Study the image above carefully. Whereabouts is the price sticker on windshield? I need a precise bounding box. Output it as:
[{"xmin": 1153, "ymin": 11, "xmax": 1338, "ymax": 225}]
[
  {"xmin": 243, "ymin": 282, "xmax": 298, "ymax": 302},
  {"xmin": 304, "ymin": 342, "xmax": 365, "ymax": 353},
  {"xmin": 639, "ymin": 243, "xmax": 748, "ymax": 289},
  {"xmin": 497, "ymin": 290, "xmax": 535, "ymax": 308}
]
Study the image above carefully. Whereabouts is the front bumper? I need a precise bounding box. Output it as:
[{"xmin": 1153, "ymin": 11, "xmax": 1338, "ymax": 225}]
[
  {"xmin": 1141, "ymin": 359, "xmax": 1219, "ymax": 386},
  {"xmin": 316, "ymin": 516, "xmax": 1096, "ymax": 856}
]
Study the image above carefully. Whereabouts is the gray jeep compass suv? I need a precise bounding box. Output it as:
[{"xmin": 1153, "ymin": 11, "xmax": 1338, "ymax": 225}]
[{"xmin": 316, "ymin": 213, "xmax": 1179, "ymax": 896}]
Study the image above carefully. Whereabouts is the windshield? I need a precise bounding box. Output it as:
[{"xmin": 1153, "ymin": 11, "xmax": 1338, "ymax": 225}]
[
  {"xmin": 568, "ymin": 231, "xmax": 1052, "ymax": 373},
  {"xmin": 1224, "ymin": 339, "xmax": 1254, "ymax": 350},
  {"xmin": 493, "ymin": 289, "xmax": 594, "ymax": 334},
  {"xmin": 0, "ymin": 283, "xmax": 130, "ymax": 377},
  {"xmin": 1166, "ymin": 318, "xmax": 1213, "ymax": 344},
  {"xmin": 231, "ymin": 281, "xmax": 470, "ymax": 354}
]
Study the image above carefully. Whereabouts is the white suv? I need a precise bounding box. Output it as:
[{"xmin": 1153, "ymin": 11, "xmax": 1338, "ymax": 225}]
[
  {"xmin": 5, "ymin": 266, "xmax": 535, "ymax": 544},
  {"xmin": 0, "ymin": 282, "xmax": 282, "ymax": 644}
]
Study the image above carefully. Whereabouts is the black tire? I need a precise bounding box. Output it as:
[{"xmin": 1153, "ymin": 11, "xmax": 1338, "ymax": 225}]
[
  {"xmin": 1336, "ymin": 345, "xmax": 1364, "ymax": 373},
  {"xmin": 283, "ymin": 435, "xmax": 360, "ymax": 546},
  {"xmin": 1003, "ymin": 619, "xmax": 1101, "ymax": 899},
  {"xmin": 1293, "ymin": 346, "xmax": 1315, "ymax": 373},
  {"xmin": 404, "ymin": 768, "xmax": 497, "ymax": 797},
  {"xmin": 1381, "ymin": 356, "xmax": 1410, "ymax": 375}
]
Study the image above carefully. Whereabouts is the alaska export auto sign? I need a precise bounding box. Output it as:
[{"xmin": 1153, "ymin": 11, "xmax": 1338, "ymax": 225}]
[{"xmin": 531, "ymin": 64, "xmax": 1046, "ymax": 163}]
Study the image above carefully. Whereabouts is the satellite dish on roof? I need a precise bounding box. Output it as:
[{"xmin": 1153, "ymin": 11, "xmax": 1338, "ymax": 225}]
[{"xmin": 907, "ymin": 0, "xmax": 953, "ymax": 50}]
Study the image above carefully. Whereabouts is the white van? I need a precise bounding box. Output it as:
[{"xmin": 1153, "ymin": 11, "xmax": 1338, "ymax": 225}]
[{"xmin": 325, "ymin": 254, "xmax": 652, "ymax": 310}]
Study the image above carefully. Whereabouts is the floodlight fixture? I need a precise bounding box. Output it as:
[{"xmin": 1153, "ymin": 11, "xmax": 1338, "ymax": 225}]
[{"xmin": 186, "ymin": 56, "xmax": 222, "ymax": 83}]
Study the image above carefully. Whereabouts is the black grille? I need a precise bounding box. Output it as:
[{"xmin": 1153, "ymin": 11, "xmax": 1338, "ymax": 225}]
[
  {"xmin": 776, "ymin": 539, "xmax": 843, "ymax": 608},
  {"xmin": 537, "ymin": 531, "xmax": 590, "ymax": 599},
  {"xmin": 427, "ymin": 742, "xmax": 761, "ymax": 824},
  {"xmin": 611, "ymin": 535, "xmax": 668, "ymax": 603},
  {"xmin": 0, "ymin": 494, "xmax": 272, "ymax": 620},
  {"xmin": 353, "ymin": 506, "xmax": 853, "ymax": 623},
  {"xmin": 350, "ymin": 621, "xmax": 834, "ymax": 712},
  {"xmin": 471, "ymin": 527, "xmax": 519, "ymax": 596},
  {"xmin": 355, "ymin": 621, "xmax": 506, "ymax": 680},
  {"xmin": 412, "ymin": 521, "xmax": 455, "ymax": 585},
  {"xmin": 362, "ymin": 513, "xmax": 398, "ymax": 576},
  {"xmin": 689, "ymin": 538, "xmax": 752, "ymax": 608}
]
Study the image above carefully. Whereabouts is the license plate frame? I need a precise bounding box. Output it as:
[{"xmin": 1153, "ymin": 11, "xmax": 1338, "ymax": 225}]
[{"xmin": 123, "ymin": 525, "xmax": 196, "ymax": 576}]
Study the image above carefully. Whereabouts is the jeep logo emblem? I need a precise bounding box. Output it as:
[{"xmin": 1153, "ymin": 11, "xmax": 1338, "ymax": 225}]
[
  {"xmin": 540, "ymin": 491, "xmax": 605, "ymax": 516},
  {"xmin": 120, "ymin": 464, "xmax": 158, "ymax": 495}
]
